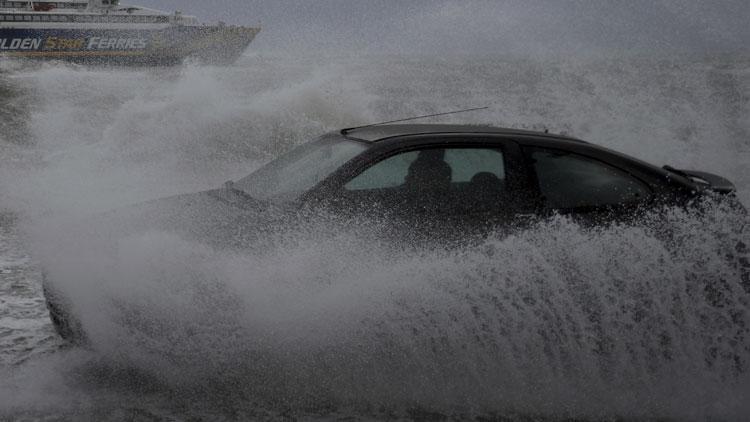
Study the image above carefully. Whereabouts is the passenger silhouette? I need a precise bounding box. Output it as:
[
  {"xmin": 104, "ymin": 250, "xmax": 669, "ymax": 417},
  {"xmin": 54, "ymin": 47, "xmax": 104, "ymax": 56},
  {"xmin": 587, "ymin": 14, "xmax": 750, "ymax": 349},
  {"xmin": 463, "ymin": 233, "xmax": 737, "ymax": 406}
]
[{"xmin": 404, "ymin": 150, "xmax": 452, "ymax": 191}]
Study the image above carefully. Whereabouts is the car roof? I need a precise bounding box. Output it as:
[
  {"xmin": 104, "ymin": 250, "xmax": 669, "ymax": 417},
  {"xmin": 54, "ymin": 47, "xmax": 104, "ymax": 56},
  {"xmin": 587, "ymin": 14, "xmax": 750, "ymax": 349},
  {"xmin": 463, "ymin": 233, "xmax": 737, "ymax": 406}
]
[{"xmin": 340, "ymin": 124, "xmax": 587, "ymax": 144}]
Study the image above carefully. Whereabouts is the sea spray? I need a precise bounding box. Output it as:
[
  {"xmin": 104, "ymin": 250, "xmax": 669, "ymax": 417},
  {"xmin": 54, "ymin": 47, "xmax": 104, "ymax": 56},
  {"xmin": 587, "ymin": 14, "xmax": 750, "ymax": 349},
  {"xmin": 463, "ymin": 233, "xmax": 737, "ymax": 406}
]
[{"xmin": 0, "ymin": 55, "xmax": 748, "ymax": 420}]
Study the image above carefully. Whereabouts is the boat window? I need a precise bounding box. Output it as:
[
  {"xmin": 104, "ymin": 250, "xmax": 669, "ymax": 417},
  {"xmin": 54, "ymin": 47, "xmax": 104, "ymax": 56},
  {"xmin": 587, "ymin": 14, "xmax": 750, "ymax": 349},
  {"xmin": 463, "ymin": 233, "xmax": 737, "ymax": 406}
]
[
  {"xmin": 41, "ymin": 15, "xmax": 49, "ymax": 20},
  {"xmin": 32, "ymin": 15, "xmax": 40, "ymax": 21}
]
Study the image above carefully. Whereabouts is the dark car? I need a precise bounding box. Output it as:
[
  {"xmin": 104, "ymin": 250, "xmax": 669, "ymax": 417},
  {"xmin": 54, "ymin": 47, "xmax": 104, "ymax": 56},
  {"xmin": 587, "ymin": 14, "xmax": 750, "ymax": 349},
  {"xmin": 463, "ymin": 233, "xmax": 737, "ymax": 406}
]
[{"xmin": 43, "ymin": 124, "xmax": 746, "ymax": 343}]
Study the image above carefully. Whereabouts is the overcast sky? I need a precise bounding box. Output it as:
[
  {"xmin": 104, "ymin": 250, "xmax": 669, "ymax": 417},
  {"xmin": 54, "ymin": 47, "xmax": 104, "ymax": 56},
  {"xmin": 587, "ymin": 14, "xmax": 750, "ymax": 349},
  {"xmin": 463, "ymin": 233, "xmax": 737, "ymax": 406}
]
[{"xmin": 139, "ymin": 0, "xmax": 749, "ymax": 55}]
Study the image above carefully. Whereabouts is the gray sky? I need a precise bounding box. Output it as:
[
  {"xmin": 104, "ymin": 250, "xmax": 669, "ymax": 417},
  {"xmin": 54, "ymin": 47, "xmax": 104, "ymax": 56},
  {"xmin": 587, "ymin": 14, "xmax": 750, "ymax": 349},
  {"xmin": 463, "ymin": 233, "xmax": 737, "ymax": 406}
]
[{"xmin": 140, "ymin": 0, "xmax": 749, "ymax": 55}]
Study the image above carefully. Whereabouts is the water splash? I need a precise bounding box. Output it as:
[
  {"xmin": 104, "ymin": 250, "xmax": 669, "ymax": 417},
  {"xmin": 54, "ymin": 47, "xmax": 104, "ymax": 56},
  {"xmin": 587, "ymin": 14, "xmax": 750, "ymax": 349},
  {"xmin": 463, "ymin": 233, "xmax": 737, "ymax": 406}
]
[
  {"xmin": 20, "ymin": 200, "xmax": 746, "ymax": 420},
  {"xmin": 0, "ymin": 55, "xmax": 748, "ymax": 420}
]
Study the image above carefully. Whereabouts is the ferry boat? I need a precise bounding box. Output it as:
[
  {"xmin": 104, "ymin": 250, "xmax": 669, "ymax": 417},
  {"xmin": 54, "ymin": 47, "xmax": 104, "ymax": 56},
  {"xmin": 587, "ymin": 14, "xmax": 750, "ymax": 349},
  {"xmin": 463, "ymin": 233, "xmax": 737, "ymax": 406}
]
[{"xmin": 0, "ymin": 0, "xmax": 260, "ymax": 65}]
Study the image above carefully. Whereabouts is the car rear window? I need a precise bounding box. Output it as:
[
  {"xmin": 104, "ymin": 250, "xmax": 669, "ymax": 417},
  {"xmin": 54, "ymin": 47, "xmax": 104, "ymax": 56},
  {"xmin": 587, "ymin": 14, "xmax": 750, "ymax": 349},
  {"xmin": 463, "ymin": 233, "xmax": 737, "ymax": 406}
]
[{"xmin": 526, "ymin": 147, "xmax": 651, "ymax": 209}]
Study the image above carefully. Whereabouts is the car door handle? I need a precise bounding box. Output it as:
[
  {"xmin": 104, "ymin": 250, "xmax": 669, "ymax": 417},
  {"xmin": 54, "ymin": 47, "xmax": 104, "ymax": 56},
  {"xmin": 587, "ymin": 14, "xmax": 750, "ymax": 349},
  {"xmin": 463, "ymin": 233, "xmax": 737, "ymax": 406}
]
[{"xmin": 515, "ymin": 213, "xmax": 539, "ymax": 223}]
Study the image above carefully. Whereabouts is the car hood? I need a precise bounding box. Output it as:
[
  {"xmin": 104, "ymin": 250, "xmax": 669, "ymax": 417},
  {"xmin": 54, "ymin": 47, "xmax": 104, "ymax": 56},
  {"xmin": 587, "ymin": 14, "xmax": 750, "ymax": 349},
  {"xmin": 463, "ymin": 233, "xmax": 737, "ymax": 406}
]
[{"xmin": 66, "ymin": 185, "xmax": 294, "ymax": 251}]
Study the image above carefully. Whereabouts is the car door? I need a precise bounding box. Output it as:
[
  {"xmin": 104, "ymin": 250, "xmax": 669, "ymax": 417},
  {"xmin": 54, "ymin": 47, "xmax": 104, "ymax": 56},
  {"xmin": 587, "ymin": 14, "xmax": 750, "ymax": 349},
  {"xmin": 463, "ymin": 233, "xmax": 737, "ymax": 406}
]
[
  {"xmin": 323, "ymin": 136, "xmax": 535, "ymax": 242},
  {"xmin": 522, "ymin": 146, "xmax": 655, "ymax": 224}
]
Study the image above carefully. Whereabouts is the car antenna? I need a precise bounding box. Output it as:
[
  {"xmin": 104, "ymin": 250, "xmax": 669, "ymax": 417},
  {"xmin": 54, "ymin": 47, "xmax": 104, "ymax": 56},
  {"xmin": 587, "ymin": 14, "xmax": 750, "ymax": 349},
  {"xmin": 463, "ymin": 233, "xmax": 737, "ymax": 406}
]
[{"xmin": 343, "ymin": 106, "xmax": 489, "ymax": 132}]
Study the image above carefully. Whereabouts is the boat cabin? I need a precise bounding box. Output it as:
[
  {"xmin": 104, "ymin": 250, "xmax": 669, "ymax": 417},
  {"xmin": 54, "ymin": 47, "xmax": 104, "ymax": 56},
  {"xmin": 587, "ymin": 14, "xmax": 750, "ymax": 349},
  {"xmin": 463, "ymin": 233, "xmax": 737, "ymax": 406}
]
[
  {"xmin": 0, "ymin": 0, "xmax": 199, "ymax": 25},
  {"xmin": 0, "ymin": 1, "xmax": 89, "ymax": 11}
]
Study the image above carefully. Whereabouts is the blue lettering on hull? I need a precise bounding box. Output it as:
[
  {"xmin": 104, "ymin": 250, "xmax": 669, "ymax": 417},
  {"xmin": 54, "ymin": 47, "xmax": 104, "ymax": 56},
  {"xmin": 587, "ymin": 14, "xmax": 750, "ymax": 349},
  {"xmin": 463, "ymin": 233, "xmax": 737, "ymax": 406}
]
[
  {"xmin": 0, "ymin": 29, "xmax": 155, "ymax": 51},
  {"xmin": 0, "ymin": 26, "xmax": 258, "ymax": 65},
  {"xmin": 0, "ymin": 28, "xmax": 199, "ymax": 55}
]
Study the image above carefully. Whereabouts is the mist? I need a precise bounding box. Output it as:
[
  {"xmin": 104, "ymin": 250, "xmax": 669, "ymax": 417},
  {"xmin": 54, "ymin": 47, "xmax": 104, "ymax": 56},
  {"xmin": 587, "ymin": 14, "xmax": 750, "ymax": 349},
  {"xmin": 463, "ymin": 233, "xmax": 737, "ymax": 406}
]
[
  {"xmin": 1, "ymin": 1, "xmax": 750, "ymax": 421},
  {"xmin": 137, "ymin": 0, "xmax": 750, "ymax": 55}
]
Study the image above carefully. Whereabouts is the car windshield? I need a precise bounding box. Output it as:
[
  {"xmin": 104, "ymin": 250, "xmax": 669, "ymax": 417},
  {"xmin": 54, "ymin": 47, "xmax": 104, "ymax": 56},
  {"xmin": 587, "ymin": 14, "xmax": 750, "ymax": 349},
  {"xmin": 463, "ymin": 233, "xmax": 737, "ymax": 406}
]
[{"xmin": 235, "ymin": 135, "xmax": 369, "ymax": 202}]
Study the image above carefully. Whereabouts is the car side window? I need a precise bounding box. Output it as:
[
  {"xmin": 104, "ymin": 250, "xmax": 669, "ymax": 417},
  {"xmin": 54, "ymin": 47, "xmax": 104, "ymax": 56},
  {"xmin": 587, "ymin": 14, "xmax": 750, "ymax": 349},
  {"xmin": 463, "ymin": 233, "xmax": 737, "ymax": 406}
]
[
  {"xmin": 344, "ymin": 147, "xmax": 506, "ymax": 191},
  {"xmin": 342, "ymin": 147, "xmax": 510, "ymax": 215},
  {"xmin": 526, "ymin": 147, "xmax": 651, "ymax": 209},
  {"xmin": 444, "ymin": 148, "xmax": 505, "ymax": 182}
]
